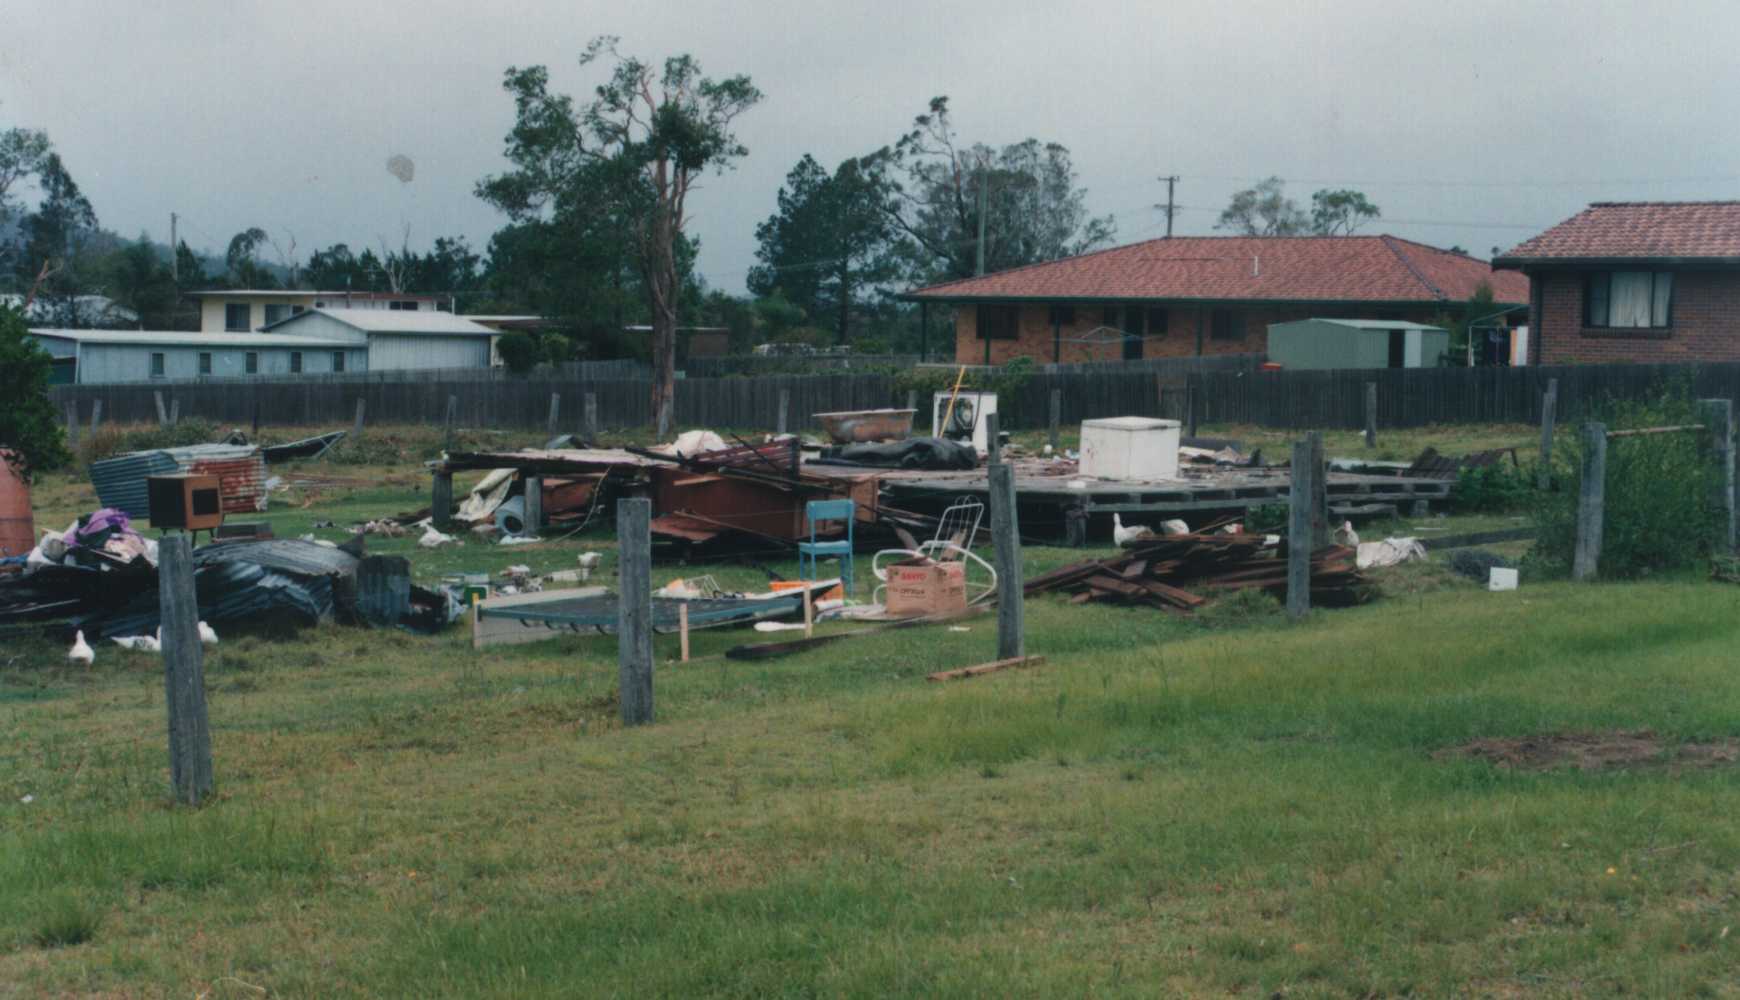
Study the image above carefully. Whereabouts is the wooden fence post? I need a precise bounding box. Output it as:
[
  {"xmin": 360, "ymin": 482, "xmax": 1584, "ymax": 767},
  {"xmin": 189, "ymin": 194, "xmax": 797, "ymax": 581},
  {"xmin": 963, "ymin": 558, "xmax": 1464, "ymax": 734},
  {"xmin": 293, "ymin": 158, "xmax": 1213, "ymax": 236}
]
[
  {"xmin": 1538, "ymin": 377, "xmax": 1558, "ymax": 490},
  {"xmin": 616, "ymin": 497, "xmax": 654, "ymax": 726},
  {"xmin": 1048, "ymin": 388, "xmax": 1061, "ymax": 452},
  {"xmin": 1573, "ymin": 421, "xmax": 1606, "ymax": 581},
  {"xmin": 1185, "ymin": 374, "xmax": 1199, "ymax": 438},
  {"xmin": 88, "ymin": 399, "xmax": 102, "ymax": 436},
  {"xmin": 1287, "ymin": 437, "xmax": 1314, "ymax": 620},
  {"xmin": 986, "ymin": 412, "xmax": 1001, "ymax": 465},
  {"xmin": 1701, "ymin": 398, "xmax": 1736, "ymax": 553},
  {"xmin": 523, "ymin": 476, "xmax": 543, "ymax": 533},
  {"xmin": 989, "ymin": 462, "xmax": 1025, "ymax": 659},
  {"xmin": 168, "ymin": 399, "xmax": 179, "ymax": 427},
  {"xmin": 431, "ymin": 469, "xmax": 453, "ymax": 531},
  {"xmin": 64, "ymin": 401, "xmax": 79, "ymax": 448},
  {"xmin": 656, "ymin": 396, "xmax": 673, "ymax": 441},
  {"xmin": 443, "ymin": 394, "xmax": 457, "ymax": 452},
  {"xmin": 159, "ymin": 532, "xmax": 213, "ymax": 806},
  {"xmin": 154, "ymin": 391, "xmax": 169, "ymax": 428},
  {"xmin": 1363, "ymin": 382, "xmax": 1377, "ymax": 448},
  {"xmin": 1308, "ymin": 430, "xmax": 1329, "ymax": 548},
  {"xmin": 352, "ymin": 397, "xmax": 366, "ymax": 441},
  {"xmin": 251, "ymin": 396, "xmax": 260, "ymax": 435},
  {"xmin": 546, "ymin": 393, "xmax": 561, "ymax": 438},
  {"xmin": 906, "ymin": 389, "xmax": 918, "ymax": 416},
  {"xmin": 584, "ymin": 392, "xmax": 599, "ymax": 441},
  {"xmin": 776, "ymin": 388, "xmax": 790, "ymax": 436}
]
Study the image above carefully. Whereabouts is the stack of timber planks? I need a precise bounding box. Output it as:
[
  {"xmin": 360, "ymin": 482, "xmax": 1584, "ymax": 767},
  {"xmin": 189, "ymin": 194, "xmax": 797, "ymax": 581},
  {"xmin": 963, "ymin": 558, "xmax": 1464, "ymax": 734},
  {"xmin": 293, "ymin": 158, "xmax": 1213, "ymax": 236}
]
[{"xmin": 1023, "ymin": 532, "xmax": 1369, "ymax": 611}]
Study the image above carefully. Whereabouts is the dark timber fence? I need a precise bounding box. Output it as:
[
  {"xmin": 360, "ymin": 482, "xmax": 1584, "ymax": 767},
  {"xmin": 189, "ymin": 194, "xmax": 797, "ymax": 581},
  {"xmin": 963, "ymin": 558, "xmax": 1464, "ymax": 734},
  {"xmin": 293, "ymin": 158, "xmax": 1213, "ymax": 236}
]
[{"xmin": 47, "ymin": 362, "xmax": 1740, "ymax": 434}]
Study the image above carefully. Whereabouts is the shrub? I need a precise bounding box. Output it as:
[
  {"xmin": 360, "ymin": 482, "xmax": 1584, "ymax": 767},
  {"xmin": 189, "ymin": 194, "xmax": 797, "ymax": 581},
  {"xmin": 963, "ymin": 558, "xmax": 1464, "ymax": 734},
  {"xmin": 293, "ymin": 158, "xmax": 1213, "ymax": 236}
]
[
  {"xmin": 1528, "ymin": 386, "xmax": 1723, "ymax": 579},
  {"xmin": 1451, "ymin": 462, "xmax": 1535, "ymax": 514},
  {"xmin": 0, "ymin": 304, "xmax": 71, "ymax": 479}
]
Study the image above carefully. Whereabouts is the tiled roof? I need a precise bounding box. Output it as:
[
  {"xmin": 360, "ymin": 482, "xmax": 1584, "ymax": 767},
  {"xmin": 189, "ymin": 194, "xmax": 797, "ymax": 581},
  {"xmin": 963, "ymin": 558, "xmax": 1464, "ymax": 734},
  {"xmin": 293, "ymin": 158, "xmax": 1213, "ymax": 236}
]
[
  {"xmin": 906, "ymin": 235, "xmax": 1528, "ymax": 305},
  {"xmin": 1495, "ymin": 202, "xmax": 1740, "ymax": 263}
]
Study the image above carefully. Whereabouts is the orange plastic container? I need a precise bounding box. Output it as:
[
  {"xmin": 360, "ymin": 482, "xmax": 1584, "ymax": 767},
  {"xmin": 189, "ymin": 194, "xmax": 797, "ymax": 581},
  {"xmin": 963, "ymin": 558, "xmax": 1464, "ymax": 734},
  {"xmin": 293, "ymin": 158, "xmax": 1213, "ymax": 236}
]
[{"xmin": 0, "ymin": 450, "xmax": 35, "ymax": 561}]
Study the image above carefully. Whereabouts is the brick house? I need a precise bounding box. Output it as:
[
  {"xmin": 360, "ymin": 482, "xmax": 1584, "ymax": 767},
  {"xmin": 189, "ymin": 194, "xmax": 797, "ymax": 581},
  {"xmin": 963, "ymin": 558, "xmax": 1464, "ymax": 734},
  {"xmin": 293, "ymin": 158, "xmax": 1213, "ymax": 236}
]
[
  {"xmin": 902, "ymin": 235, "xmax": 1527, "ymax": 366},
  {"xmin": 1493, "ymin": 201, "xmax": 1740, "ymax": 365}
]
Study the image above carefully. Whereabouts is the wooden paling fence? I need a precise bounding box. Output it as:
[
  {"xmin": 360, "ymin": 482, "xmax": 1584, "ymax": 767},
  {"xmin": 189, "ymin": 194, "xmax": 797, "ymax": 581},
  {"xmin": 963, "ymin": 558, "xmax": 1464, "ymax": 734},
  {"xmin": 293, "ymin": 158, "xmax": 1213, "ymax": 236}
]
[{"xmin": 47, "ymin": 361, "xmax": 1740, "ymax": 434}]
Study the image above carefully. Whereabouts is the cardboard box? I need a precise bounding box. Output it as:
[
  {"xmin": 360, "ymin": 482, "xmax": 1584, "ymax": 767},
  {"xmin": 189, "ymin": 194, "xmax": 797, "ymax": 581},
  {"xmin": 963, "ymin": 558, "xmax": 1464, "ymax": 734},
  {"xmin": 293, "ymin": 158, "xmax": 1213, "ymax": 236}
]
[{"xmin": 885, "ymin": 558, "xmax": 967, "ymax": 617}]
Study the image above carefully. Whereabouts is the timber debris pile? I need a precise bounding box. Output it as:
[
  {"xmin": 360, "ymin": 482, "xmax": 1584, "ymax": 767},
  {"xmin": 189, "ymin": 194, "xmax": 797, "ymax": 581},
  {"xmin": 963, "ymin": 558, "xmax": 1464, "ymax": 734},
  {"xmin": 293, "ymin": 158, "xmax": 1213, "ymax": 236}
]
[{"xmin": 1022, "ymin": 531, "xmax": 1371, "ymax": 610}]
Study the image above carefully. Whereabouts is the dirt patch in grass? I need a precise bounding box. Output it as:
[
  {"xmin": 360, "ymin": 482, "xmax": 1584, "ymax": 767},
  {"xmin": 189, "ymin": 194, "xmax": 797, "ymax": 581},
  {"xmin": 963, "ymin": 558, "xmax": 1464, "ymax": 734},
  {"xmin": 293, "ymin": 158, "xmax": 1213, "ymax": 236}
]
[{"xmin": 1436, "ymin": 730, "xmax": 1740, "ymax": 772}]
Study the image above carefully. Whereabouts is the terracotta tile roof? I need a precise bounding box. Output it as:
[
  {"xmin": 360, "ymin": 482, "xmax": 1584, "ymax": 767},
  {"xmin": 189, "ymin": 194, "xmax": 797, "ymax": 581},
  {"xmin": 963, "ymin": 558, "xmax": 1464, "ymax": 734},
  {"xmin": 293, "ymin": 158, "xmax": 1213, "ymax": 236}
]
[
  {"xmin": 906, "ymin": 235, "xmax": 1528, "ymax": 305},
  {"xmin": 1496, "ymin": 201, "xmax": 1740, "ymax": 263}
]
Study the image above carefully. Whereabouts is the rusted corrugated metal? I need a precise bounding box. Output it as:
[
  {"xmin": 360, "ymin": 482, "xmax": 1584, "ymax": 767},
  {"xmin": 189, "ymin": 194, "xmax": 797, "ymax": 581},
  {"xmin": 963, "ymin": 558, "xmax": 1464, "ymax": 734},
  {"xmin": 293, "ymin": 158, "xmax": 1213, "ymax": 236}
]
[{"xmin": 185, "ymin": 455, "xmax": 268, "ymax": 513}]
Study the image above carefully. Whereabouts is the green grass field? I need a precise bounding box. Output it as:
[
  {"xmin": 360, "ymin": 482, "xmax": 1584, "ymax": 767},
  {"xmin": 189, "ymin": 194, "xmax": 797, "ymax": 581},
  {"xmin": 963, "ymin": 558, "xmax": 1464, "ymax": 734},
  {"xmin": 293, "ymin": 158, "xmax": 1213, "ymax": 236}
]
[{"xmin": 3, "ymin": 425, "xmax": 1737, "ymax": 996}]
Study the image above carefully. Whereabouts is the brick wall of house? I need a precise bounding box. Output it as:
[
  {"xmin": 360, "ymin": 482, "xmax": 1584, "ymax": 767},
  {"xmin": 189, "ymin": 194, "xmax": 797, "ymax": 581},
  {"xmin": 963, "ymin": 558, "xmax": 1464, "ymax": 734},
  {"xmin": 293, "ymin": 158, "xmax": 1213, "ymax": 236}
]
[
  {"xmin": 1535, "ymin": 269, "xmax": 1740, "ymax": 364},
  {"xmin": 952, "ymin": 302, "xmax": 1456, "ymax": 364}
]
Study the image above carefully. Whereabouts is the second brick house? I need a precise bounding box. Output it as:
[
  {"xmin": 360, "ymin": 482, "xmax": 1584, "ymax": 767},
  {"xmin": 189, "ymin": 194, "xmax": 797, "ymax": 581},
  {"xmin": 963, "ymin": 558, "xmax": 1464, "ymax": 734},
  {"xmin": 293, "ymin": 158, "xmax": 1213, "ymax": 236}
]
[
  {"xmin": 1492, "ymin": 201, "xmax": 1740, "ymax": 365},
  {"xmin": 902, "ymin": 234, "xmax": 1527, "ymax": 366}
]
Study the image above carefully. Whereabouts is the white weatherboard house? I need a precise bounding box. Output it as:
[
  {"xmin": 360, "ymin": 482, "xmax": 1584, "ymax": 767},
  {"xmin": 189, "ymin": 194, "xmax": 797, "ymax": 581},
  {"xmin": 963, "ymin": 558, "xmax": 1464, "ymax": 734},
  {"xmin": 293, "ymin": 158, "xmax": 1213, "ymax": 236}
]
[{"xmin": 31, "ymin": 308, "xmax": 497, "ymax": 384}]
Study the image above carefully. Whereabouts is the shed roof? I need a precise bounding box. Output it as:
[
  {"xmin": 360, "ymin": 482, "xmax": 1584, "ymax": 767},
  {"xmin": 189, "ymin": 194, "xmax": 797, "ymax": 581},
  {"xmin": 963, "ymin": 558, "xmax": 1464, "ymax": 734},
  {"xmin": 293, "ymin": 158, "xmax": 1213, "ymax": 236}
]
[
  {"xmin": 29, "ymin": 329, "xmax": 357, "ymax": 348},
  {"xmin": 1494, "ymin": 201, "xmax": 1740, "ymax": 266},
  {"xmin": 904, "ymin": 235, "xmax": 1528, "ymax": 305},
  {"xmin": 260, "ymin": 308, "xmax": 496, "ymax": 336}
]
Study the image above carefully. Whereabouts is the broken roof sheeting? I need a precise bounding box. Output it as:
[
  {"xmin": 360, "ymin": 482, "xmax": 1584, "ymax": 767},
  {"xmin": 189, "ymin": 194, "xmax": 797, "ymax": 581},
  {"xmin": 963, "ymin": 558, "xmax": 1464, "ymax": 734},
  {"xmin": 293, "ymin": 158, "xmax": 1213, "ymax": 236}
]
[{"xmin": 88, "ymin": 451, "xmax": 181, "ymax": 518}]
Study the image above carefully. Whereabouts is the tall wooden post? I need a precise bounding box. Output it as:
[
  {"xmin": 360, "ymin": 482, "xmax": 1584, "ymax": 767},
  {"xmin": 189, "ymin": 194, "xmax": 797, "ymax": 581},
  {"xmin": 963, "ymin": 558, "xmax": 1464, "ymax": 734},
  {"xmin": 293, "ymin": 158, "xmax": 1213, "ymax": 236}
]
[
  {"xmin": 1701, "ymin": 398, "xmax": 1736, "ymax": 553},
  {"xmin": 64, "ymin": 401, "xmax": 79, "ymax": 448},
  {"xmin": 1048, "ymin": 388, "xmax": 1061, "ymax": 453},
  {"xmin": 986, "ymin": 412, "xmax": 1001, "ymax": 465},
  {"xmin": 431, "ymin": 469, "xmax": 453, "ymax": 531},
  {"xmin": 168, "ymin": 399, "xmax": 179, "ymax": 427},
  {"xmin": 1573, "ymin": 422, "xmax": 1606, "ymax": 581},
  {"xmin": 88, "ymin": 399, "xmax": 102, "ymax": 436},
  {"xmin": 1538, "ymin": 377, "xmax": 1558, "ymax": 490},
  {"xmin": 1287, "ymin": 438, "xmax": 1314, "ymax": 619},
  {"xmin": 159, "ymin": 533, "xmax": 213, "ymax": 806},
  {"xmin": 776, "ymin": 388, "xmax": 790, "ymax": 436},
  {"xmin": 546, "ymin": 393, "xmax": 561, "ymax": 438},
  {"xmin": 523, "ymin": 476, "xmax": 543, "ymax": 533},
  {"xmin": 1185, "ymin": 374, "xmax": 1199, "ymax": 438},
  {"xmin": 1363, "ymin": 382, "xmax": 1377, "ymax": 448},
  {"xmin": 584, "ymin": 392, "xmax": 599, "ymax": 441},
  {"xmin": 352, "ymin": 397, "xmax": 366, "ymax": 441},
  {"xmin": 443, "ymin": 394, "xmax": 458, "ymax": 452},
  {"xmin": 154, "ymin": 391, "xmax": 169, "ymax": 428},
  {"xmin": 616, "ymin": 498, "xmax": 654, "ymax": 726},
  {"xmin": 1308, "ymin": 430, "xmax": 1329, "ymax": 548},
  {"xmin": 989, "ymin": 462, "xmax": 1025, "ymax": 660}
]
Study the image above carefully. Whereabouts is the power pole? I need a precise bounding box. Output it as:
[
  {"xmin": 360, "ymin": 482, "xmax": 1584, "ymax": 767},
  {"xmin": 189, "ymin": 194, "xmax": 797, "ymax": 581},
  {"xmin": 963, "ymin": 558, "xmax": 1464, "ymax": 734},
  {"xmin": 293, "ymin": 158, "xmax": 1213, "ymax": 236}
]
[
  {"xmin": 1159, "ymin": 175, "xmax": 1178, "ymax": 238},
  {"xmin": 975, "ymin": 163, "xmax": 988, "ymax": 276},
  {"xmin": 169, "ymin": 212, "xmax": 178, "ymax": 281}
]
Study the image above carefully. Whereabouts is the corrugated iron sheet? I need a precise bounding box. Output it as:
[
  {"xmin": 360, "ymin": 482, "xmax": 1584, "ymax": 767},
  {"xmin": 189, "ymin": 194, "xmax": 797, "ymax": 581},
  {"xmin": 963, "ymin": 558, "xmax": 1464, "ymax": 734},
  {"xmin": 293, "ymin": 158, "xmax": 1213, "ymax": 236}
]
[
  {"xmin": 88, "ymin": 451, "xmax": 180, "ymax": 518},
  {"xmin": 185, "ymin": 455, "xmax": 268, "ymax": 513}
]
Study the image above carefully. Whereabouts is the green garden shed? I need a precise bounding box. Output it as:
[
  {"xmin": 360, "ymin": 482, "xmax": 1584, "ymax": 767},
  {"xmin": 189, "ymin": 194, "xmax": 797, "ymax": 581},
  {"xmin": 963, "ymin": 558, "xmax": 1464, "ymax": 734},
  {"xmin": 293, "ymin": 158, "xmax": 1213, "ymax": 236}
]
[{"xmin": 1265, "ymin": 318, "xmax": 1450, "ymax": 370}]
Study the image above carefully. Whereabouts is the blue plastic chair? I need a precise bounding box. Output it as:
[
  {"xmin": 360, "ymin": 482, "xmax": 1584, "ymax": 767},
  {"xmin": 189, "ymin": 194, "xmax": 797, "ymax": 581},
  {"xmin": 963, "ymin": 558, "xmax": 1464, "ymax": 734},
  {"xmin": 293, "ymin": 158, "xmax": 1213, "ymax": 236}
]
[{"xmin": 797, "ymin": 499, "xmax": 855, "ymax": 594}]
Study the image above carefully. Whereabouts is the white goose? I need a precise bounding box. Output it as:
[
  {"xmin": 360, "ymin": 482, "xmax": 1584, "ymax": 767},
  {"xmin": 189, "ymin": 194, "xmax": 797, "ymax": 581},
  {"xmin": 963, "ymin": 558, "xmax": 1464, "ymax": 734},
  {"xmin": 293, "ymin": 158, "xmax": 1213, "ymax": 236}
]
[
  {"xmin": 67, "ymin": 630, "xmax": 94, "ymax": 666},
  {"xmin": 1112, "ymin": 513, "xmax": 1158, "ymax": 547}
]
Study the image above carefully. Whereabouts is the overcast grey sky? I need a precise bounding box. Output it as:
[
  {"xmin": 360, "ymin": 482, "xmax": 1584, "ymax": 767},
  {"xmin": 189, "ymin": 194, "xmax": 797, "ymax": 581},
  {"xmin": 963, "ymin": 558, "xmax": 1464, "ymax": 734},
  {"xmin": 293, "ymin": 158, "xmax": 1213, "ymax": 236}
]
[{"xmin": 7, "ymin": 0, "xmax": 1740, "ymax": 294}]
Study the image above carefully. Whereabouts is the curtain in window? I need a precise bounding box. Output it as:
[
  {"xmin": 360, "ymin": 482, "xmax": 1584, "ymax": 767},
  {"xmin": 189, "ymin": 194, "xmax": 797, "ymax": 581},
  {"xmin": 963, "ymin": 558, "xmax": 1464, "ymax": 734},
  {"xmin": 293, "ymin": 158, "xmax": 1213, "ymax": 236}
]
[
  {"xmin": 1652, "ymin": 272, "xmax": 1673, "ymax": 327},
  {"xmin": 1609, "ymin": 272, "xmax": 1653, "ymax": 328}
]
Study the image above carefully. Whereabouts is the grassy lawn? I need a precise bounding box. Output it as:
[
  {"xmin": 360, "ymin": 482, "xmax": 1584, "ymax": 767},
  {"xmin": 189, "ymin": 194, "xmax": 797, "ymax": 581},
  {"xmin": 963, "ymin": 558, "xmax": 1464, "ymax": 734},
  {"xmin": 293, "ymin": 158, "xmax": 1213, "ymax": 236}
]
[{"xmin": 5, "ymin": 426, "xmax": 1738, "ymax": 996}]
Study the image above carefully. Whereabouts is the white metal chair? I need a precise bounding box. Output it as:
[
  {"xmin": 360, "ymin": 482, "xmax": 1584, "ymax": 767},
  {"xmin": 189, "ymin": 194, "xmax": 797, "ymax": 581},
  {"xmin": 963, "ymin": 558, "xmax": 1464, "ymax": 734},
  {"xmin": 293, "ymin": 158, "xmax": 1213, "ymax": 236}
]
[{"xmin": 871, "ymin": 498, "xmax": 997, "ymax": 607}]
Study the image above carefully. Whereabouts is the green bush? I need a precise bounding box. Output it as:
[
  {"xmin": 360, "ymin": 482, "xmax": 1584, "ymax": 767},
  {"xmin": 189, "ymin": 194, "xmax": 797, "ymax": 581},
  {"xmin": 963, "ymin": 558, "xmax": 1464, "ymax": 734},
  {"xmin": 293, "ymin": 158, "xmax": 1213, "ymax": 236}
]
[
  {"xmin": 1527, "ymin": 387, "xmax": 1723, "ymax": 579},
  {"xmin": 1451, "ymin": 462, "xmax": 1535, "ymax": 514},
  {"xmin": 0, "ymin": 304, "xmax": 71, "ymax": 479}
]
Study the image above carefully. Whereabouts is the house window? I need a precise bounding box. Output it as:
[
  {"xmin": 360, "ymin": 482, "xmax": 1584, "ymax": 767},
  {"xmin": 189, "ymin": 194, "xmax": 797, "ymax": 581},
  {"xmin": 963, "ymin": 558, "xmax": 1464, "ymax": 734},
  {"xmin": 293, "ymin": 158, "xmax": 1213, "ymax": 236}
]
[
  {"xmin": 150, "ymin": 352, "xmax": 165, "ymax": 377},
  {"xmin": 224, "ymin": 303, "xmax": 251, "ymax": 332},
  {"xmin": 1211, "ymin": 308, "xmax": 1245, "ymax": 341},
  {"xmin": 264, "ymin": 304, "xmax": 290, "ymax": 325},
  {"xmin": 245, "ymin": 352, "xmax": 258, "ymax": 375},
  {"xmin": 290, "ymin": 351, "xmax": 303, "ymax": 374},
  {"xmin": 1121, "ymin": 307, "xmax": 1145, "ymax": 361},
  {"xmin": 1584, "ymin": 271, "xmax": 1672, "ymax": 329},
  {"xmin": 198, "ymin": 352, "xmax": 212, "ymax": 375},
  {"xmin": 1146, "ymin": 308, "xmax": 1169, "ymax": 338},
  {"xmin": 332, "ymin": 352, "xmax": 346, "ymax": 373},
  {"xmin": 389, "ymin": 300, "xmax": 420, "ymax": 311},
  {"xmin": 975, "ymin": 304, "xmax": 1020, "ymax": 340}
]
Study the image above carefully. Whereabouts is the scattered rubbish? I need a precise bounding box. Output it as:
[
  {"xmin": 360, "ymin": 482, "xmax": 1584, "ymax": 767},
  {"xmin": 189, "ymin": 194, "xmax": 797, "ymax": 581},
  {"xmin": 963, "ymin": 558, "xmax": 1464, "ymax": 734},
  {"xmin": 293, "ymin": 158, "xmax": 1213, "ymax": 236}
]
[
  {"xmin": 753, "ymin": 620, "xmax": 809, "ymax": 632},
  {"xmin": 19, "ymin": 794, "xmax": 32, "ymax": 804},
  {"xmin": 362, "ymin": 520, "xmax": 406, "ymax": 538},
  {"xmin": 657, "ymin": 429, "xmax": 729, "ymax": 456},
  {"xmin": 1404, "ymin": 446, "xmax": 1520, "ymax": 481},
  {"xmin": 1488, "ymin": 567, "xmax": 1520, "ymax": 591},
  {"xmin": 815, "ymin": 408, "xmax": 916, "ymax": 444},
  {"xmin": 947, "ymin": 625, "xmax": 971, "ymax": 632},
  {"xmin": 67, "ymin": 630, "xmax": 93, "ymax": 665},
  {"xmin": 1446, "ymin": 548, "xmax": 1513, "ymax": 583},
  {"xmin": 499, "ymin": 533, "xmax": 539, "ymax": 546},
  {"xmin": 261, "ymin": 430, "xmax": 347, "ymax": 463},
  {"xmin": 1355, "ymin": 537, "xmax": 1427, "ymax": 569},
  {"xmin": 1024, "ymin": 531, "xmax": 1369, "ymax": 610},
  {"xmin": 881, "ymin": 556, "xmax": 968, "ymax": 617},
  {"xmin": 469, "ymin": 581, "xmax": 835, "ymax": 649},
  {"xmin": 214, "ymin": 521, "xmax": 274, "ymax": 541},
  {"xmin": 811, "ymin": 436, "xmax": 976, "ymax": 471},
  {"xmin": 419, "ymin": 525, "xmax": 460, "ymax": 549},
  {"xmin": 725, "ymin": 605, "xmax": 987, "ymax": 660},
  {"xmin": 927, "ymin": 654, "xmax": 1045, "ymax": 682}
]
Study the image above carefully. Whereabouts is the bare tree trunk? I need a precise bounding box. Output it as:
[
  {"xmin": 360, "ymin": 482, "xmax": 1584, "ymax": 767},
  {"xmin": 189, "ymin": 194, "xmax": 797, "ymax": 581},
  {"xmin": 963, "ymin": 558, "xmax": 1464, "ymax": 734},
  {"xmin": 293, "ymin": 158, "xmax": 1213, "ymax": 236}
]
[{"xmin": 647, "ymin": 209, "xmax": 680, "ymax": 437}]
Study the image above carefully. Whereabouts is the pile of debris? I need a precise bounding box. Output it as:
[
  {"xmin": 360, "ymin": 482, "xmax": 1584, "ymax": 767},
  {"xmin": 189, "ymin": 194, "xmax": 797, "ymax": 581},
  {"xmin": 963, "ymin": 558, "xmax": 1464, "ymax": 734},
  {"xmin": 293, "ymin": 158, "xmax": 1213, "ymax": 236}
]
[{"xmin": 1023, "ymin": 532, "xmax": 1370, "ymax": 610}]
